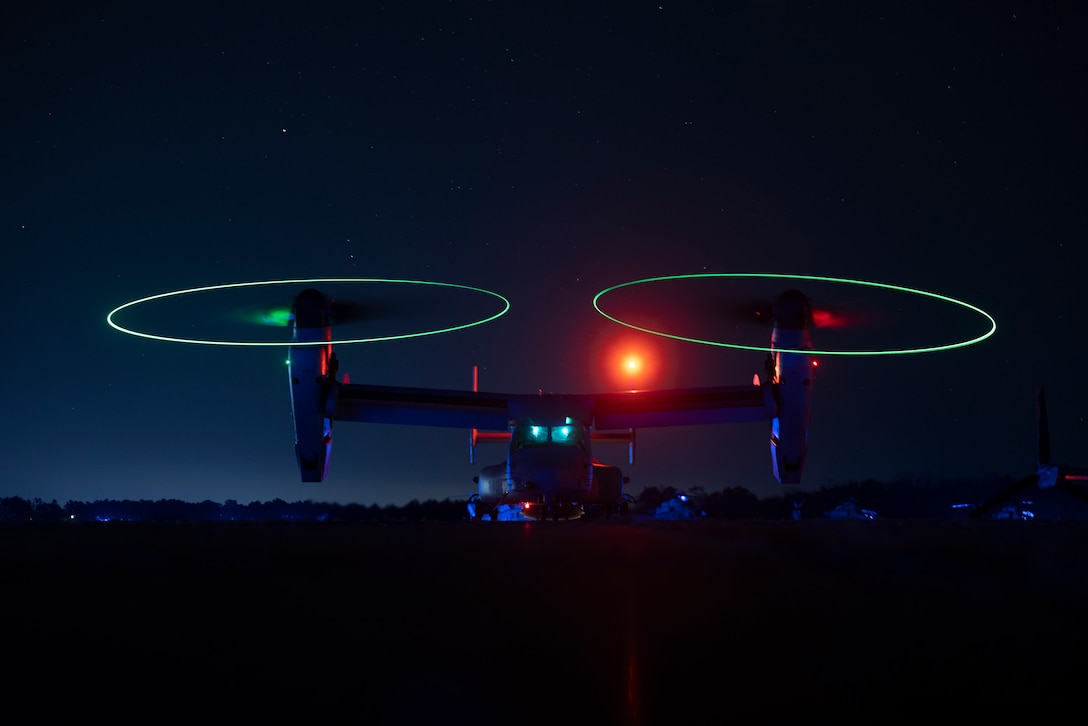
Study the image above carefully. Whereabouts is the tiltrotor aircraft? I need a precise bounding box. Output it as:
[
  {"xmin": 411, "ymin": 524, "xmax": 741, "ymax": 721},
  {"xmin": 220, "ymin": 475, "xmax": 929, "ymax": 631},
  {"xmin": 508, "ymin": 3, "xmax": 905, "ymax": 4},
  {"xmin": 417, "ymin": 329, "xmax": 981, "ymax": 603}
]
[{"xmin": 288, "ymin": 287, "xmax": 817, "ymax": 520}]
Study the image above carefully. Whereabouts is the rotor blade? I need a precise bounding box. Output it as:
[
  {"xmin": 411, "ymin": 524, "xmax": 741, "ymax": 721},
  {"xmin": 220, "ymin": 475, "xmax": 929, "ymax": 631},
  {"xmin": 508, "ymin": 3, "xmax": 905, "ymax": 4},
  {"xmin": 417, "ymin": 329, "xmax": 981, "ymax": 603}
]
[
  {"xmin": 236, "ymin": 303, "xmax": 294, "ymax": 327},
  {"xmin": 1057, "ymin": 480, "xmax": 1088, "ymax": 506},
  {"xmin": 709, "ymin": 296, "xmax": 774, "ymax": 329},
  {"xmin": 710, "ymin": 296, "xmax": 868, "ymax": 330},
  {"xmin": 806, "ymin": 297, "xmax": 877, "ymax": 329},
  {"xmin": 237, "ymin": 297, "xmax": 420, "ymax": 327},
  {"xmin": 329, "ymin": 296, "xmax": 425, "ymax": 326},
  {"xmin": 809, "ymin": 306, "xmax": 857, "ymax": 329},
  {"xmin": 328, "ymin": 299, "xmax": 370, "ymax": 325},
  {"xmin": 970, "ymin": 474, "xmax": 1039, "ymax": 519}
]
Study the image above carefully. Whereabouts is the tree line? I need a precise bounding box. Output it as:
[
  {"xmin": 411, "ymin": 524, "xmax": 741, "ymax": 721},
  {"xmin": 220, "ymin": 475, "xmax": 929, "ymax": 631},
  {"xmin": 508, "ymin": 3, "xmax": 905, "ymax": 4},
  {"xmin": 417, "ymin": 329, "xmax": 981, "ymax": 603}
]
[
  {"xmin": 4, "ymin": 473, "xmax": 1081, "ymax": 523},
  {"xmin": 0, "ymin": 496, "xmax": 467, "ymax": 523}
]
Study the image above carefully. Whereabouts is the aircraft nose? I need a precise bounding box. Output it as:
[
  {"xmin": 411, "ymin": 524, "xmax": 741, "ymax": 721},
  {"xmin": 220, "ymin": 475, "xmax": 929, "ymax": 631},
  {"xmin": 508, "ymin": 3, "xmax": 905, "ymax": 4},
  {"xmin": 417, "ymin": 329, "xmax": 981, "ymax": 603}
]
[{"xmin": 512, "ymin": 450, "xmax": 587, "ymax": 494}]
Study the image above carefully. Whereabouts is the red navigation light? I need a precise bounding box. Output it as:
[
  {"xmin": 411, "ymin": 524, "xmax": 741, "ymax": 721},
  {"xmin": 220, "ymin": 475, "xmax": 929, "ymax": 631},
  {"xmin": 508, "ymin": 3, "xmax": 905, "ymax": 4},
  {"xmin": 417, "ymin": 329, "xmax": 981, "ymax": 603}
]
[{"xmin": 812, "ymin": 308, "xmax": 845, "ymax": 328}]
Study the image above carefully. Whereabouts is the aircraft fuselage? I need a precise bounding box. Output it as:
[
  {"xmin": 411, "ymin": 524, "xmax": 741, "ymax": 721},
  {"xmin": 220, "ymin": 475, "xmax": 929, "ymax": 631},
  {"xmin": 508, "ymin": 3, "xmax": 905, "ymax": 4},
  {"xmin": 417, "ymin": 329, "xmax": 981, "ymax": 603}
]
[{"xmin": 475, "ymin": 418, "xmax": 625, "ymax": 519}]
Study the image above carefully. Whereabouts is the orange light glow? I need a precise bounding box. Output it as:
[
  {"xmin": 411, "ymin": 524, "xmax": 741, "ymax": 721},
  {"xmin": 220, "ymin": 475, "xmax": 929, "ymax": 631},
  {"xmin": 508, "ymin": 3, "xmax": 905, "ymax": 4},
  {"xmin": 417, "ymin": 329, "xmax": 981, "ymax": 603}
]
[
  {"xmin": 607, "ymin": 339, "xmax": 659, "ymax": 390},
  {"xmin": 590, "ymin": 330, "xmax": 677, "ymax": 391}
]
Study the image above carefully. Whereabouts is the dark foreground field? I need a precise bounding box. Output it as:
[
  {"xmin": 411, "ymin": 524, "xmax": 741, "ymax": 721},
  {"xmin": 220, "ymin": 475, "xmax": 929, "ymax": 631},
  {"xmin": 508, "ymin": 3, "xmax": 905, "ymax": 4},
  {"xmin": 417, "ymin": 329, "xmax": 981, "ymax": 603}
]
[{"xmin": 4, "ymin": 519, "xmax": 1087, "ymax": 721}]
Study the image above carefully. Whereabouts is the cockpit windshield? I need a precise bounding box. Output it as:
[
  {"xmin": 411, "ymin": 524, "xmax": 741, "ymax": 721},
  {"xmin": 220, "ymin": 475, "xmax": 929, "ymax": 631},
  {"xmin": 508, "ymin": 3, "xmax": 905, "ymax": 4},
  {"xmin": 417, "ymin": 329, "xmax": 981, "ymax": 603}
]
[{"xmin": 512, "ymin": 418, "xmax": 587, "ymax": 451}]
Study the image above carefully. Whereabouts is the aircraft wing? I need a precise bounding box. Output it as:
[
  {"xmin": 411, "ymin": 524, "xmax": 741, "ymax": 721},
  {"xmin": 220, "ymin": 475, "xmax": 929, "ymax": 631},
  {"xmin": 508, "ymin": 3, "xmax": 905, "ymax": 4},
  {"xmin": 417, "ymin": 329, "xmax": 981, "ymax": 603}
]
[
  {"xmin": 335, "ymin": 383, "xmax": 768, "ymax": 431},
  {"xmin": 590, "ymin": 385, "xmax": 767, "ymax": 429},
  {"xmin": 335, "ymin": 383, "xmax": 511, "ymax": 431}
]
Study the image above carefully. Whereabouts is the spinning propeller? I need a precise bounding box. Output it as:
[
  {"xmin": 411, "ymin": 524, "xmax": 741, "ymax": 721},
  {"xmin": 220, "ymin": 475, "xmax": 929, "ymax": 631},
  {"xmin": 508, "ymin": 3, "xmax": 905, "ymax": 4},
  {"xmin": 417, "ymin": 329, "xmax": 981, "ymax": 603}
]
[
  {"xmin": 712, "ymin": 290, "xmax": 864, "ymax": 331},
  {"xmin": 239, "ymin": 295, "xmax": 411, "ymax": 328}
]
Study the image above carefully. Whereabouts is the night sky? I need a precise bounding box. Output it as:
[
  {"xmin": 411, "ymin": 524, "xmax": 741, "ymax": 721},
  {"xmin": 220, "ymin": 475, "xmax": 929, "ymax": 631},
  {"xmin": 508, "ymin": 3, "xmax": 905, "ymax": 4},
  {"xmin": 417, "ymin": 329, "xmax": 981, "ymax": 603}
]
[{"xmin": 3, "ymin": 2, "xmax": 1084, "ymax": 506}]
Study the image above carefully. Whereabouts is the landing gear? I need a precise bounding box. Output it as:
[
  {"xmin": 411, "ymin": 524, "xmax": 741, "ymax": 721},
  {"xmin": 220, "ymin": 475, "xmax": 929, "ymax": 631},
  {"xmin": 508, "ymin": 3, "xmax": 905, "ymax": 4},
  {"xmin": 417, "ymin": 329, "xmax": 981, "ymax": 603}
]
[
  {"xmin": 467, "ymin": 494, "xmax": 502, "ymax": 522},
  {"xmin": 533, "ymin": 502, "xmax": 556, "ymax": 522}
]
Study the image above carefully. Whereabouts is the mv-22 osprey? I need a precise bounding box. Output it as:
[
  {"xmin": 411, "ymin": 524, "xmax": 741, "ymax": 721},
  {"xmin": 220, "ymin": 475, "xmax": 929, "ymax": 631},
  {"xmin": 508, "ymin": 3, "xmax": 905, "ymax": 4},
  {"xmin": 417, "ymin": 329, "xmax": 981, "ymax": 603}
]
[{"xmin": 288, "ymin": 287, "xmax": 816, "ymax": 520}]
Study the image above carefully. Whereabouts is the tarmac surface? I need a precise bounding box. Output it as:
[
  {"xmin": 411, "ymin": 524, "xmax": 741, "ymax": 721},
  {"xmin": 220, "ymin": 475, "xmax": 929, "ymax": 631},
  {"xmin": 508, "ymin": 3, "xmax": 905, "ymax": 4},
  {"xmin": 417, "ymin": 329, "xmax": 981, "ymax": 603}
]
[{"xmin": 5, "ymin": 518, "xmax": 1087, "ymax": 721}]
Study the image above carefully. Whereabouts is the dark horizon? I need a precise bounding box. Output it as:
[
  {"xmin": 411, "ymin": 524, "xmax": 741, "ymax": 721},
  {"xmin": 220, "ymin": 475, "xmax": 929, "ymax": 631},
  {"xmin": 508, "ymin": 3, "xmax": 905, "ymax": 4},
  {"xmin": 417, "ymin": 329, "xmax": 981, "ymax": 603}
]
[{"xmin": 6, "ymin": 471, "xmax": 1085, "ymax": 524}]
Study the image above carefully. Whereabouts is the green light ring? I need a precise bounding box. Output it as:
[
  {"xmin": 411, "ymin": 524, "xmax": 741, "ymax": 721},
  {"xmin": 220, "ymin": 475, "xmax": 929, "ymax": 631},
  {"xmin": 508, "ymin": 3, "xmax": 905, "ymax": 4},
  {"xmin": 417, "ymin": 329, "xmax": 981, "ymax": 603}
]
[
  {"xmin": 107, "ymin": 278, "xmax": 511, "ymax": 346},
  {"xmin": 593, "ymin": 273, "xmax": 997, "ymax": 355}
]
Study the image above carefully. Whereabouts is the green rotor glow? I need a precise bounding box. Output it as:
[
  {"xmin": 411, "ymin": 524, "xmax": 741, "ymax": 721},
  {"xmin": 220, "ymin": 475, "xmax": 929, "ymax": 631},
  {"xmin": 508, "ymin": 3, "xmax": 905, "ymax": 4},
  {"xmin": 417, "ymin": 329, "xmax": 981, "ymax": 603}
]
[
  {"xmin": 593, "ymin": 273, "xmax": 996, "ymax": 355},
  {"xmin": 107, "ymin": 278, "xmax": 510, "ymax": 346},
  {"xmin": 252, "ymin": 307, "xmax": 293, "ymax": 327}
]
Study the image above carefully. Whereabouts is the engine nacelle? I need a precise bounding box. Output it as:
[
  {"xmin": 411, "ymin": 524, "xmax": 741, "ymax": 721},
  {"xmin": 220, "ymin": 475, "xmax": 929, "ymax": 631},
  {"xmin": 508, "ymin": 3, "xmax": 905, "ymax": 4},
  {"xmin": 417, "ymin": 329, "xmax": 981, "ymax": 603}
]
[
  {"xmin": 289, "ymin": 289, "xmax": 335, "ymax": 483},
  {"xmin": 768, "ymin": 290, "xmax": 815, "ymax": 485},
  {"xmin": 289, "ymin": 345, "xmax": 333, "ymax": 482}
]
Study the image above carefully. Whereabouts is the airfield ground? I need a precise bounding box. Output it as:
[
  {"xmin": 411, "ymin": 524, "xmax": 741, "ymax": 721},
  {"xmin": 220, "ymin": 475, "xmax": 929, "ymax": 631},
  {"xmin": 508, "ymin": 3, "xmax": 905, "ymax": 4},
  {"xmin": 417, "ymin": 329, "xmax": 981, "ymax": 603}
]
[{"xmin": 4, "ymin": 519, "xmax": 1085, "ymax": 720}]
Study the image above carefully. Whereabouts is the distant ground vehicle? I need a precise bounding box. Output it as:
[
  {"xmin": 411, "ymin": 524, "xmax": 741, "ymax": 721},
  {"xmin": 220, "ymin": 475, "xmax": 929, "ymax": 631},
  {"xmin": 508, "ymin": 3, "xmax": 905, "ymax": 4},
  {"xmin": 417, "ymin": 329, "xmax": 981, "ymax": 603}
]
[{"xmin": 824, "ymin": 500, "xmax": 878, "ymax": 520}]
